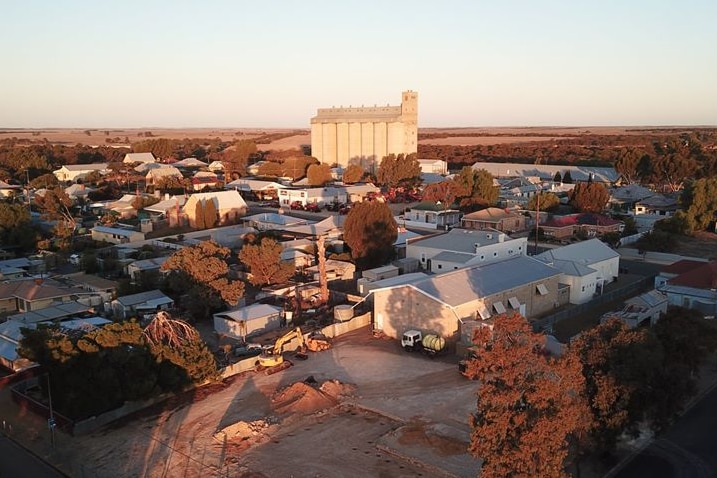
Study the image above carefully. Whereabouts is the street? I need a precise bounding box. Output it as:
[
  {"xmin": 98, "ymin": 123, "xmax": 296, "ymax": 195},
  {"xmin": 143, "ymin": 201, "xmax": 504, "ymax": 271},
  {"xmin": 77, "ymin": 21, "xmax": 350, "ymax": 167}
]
[{"xmin": 0, "ymin": 434, "xmax": 66, "ymax": 477}]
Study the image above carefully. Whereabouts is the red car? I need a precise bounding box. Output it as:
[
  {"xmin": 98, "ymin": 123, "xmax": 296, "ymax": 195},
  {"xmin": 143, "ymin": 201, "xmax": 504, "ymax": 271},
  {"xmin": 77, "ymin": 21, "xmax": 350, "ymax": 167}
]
[
  {"xmin": 304, "ymin": 202, "xmax": 322, "ymax": 213},
  {"xmin": 290, "ymin": 201, "xmax": 305, "ymax": 210}
]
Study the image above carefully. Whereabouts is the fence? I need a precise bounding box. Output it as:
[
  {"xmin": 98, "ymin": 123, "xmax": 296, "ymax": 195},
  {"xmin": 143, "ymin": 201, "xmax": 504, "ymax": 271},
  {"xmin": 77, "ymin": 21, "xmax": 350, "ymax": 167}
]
[{"xmin": 533, "ymin": 276, "xmax": 655, "ymax": 334}]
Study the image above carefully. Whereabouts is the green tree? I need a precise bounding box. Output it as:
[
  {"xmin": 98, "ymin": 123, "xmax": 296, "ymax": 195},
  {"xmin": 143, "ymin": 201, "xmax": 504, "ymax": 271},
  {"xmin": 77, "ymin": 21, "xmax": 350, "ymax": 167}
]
[
  {"xmin": 652, "ymin": 153, "xmax": 698, "ymax": 192},
  {"xmin": 306, "ymin": 163, "xmax": 333, "ymax": 186},
  {"xmin": 238, "ymin": 237, "xmax": 295, "ymax": 286},
  {"xmin": 466, "ymin": 313, "xmax": 589, "ymax": 478},
  {"xmin": 553, "ymin": 171, "xmax": 563, "ymax": 183},
  {"xmin": 679, "ymin": 177, "xmax": 717, "ymax": 233},
  {"xmin": 223, "ymin": 139, "xmax": 257, "ymax": 177},
  {"xmin": 614, "ymin": 148, "xmax": 645, "ymax": 184},
  {"xmin": 194, "ymin": 200, "xmax": 206, "ymax": 230},
  {"xmin": 454, "ymin": 167, "xmax": 498, "ymax": 211},
  {"xmin": 422, "ymin": 181, "xmax": 464, "ymax": 209},
  {"xmin": 161, "ymin": 241, "xmax": 244, "ymax": 319},
  {"xmin": 562, "ymin": 170, "xmax": 573, "ymax": 184},
  {"xmin": 29, "ymin": 173, "xmax": 59, "ymax": 189},
  {"xmin": 131, "ymin": 195, "xmax": 160, "ymax": 210},
  {"xmin": 0, "ymin": 203, "xmax": 39, "ymax": 252},
  {"xmin": 527, "ymin": 191, "xmax": 561, "ymax": 211},
  {"xmin": 567, "ymin": 318, "xmax": 662, "ymax": 453},
  {"xmin": 569, "ymin": 182, "xmax": 610, "ymax": 213},
  {"xmin": 343, "ymin": 201, "xmax": 398, "ymax": 270},
  {"xmin": 34, "ymin": 186, "xmax": 76, "ymax": 251},
  {"xmin": 342, "ymin": 164, "xmax": 364, "ymax": 184},
  {"xmin": 282, "ymin": 156, "xmax": 318, "ymax": 180},
  {"xmin": 155, "ymin": 176, "xmax": 189, "ymax": 194},
  {"xmin": 257, "ymin": 161, "xmax": 283, "ymax": 177},
  {"xmin": 376, "ymin": 153, "xmax": 421, "ymax": 188},
  {"xmin": 203, "ymin": 197, "xmax": 218, "ymax": 228}
]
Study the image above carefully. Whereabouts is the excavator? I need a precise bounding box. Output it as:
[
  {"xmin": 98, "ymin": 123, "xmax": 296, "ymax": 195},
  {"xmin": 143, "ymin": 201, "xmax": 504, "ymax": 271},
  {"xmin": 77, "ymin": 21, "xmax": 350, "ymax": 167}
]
[{"xmin": 256, "ymin": 327, "xmax": 331, "ymax": 374}]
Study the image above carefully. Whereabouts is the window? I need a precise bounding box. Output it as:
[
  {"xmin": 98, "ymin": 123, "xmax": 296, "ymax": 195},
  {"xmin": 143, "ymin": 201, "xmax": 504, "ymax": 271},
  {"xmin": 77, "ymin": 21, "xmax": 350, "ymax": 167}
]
[
  {"xmin": 582, "ymin": 286, "xmax": 585, "ymax": 292},
  {"xmin": 437, "ymin": 264, "xmax": 442, "ymax": 269},
  {"xmin": 477, "ymin": 304, "xmax": 491, "ymax": 320},
  {"xmin": 508, "ymin": 297, "xmax": 521, "ymax": 309},
  {"xmin": 536, "ymin": 284, "xmax": 549, "ymax": 296},
  {"xmin": 493, "ymin": 301, "xmax": 506, "ymax": 314}
]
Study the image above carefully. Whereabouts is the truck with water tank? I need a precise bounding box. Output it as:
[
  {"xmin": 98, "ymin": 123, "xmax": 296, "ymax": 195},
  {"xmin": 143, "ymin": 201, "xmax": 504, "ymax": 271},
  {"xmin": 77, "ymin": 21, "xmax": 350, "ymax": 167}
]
[{"xmin": 401, "ymin": 329, "xmax": 446, "ymax": 358}]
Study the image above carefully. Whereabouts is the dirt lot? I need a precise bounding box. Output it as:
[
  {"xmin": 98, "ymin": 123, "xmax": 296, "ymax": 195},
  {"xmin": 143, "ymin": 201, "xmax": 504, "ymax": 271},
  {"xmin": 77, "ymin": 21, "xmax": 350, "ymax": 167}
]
[
  {"xmin": 2, "ymin": 328, "xmax": 481, "ymax": 478},
  {"xmin": 1, "ymin": 126, "xmax": 657, "ymax": 150},
  {"xmin": 672, "ymin": 231, "xmax": 717, "ymax": 260}
]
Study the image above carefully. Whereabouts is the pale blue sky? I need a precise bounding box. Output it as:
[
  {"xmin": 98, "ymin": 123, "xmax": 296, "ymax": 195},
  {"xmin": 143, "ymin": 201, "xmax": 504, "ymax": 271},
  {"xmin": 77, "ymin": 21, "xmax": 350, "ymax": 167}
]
[{"xmin": 1, "ymin": 0, "xmax": 715, "ymax": 128}]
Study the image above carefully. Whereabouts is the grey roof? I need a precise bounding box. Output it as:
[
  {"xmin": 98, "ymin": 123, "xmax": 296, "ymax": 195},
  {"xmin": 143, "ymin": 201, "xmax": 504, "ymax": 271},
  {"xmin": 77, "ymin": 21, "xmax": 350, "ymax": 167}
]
[
  {"xmin": 535, "ymin": 239, "xmax": 619, "ymax": 265},
  {"xmin": 659, "ymin": 284, "xmax": 717, "ymax": 301},
  {"xmin": 547, "ymin": 258, "xmax": 598, "ymax": 277},
  {"xmin": 116, "ymin": 289, "xmax": 171, "ymax": 307},
  {"xmin": 368, "ymin": 272, "xmax": 429, "ymax": 288},
  {"xmin": 473, "ymin": 162, "xmax": 620, "ymax": 183},
  {"xmin": 215, "ymin": 304, "xmax": 282, "ymax": 322},
  {"xmin": 413, "ymin": 255, "xmax": 560, "ymax": 307},
  {"xmin": 431, "ymin": 251, "xmax": 475, "ymax": 264},
  {"xmin": 625, "ymin": 290, "xmax": 668, "ymax": 308},
  {"xmin": 92, "ymin": 225, "xmax": 141, "ymax": 237},
  {"xmin": 128, "ymin": 256, "xmax": 168, "ymax": 271},
  {"xmin": 7, "ymin": 301, "xmax": 91, "ymax": 324},
  {"xmin": 408, "ymin": 228, "xmax": 514, "ymax": 253}
]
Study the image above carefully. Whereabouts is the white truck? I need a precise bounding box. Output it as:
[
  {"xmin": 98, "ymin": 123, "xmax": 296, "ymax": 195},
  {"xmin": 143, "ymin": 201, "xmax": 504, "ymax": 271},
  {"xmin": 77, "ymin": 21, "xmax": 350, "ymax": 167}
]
[{"xmin": 401, "ymin": 329, "xmax": 446, "ymax": 358}]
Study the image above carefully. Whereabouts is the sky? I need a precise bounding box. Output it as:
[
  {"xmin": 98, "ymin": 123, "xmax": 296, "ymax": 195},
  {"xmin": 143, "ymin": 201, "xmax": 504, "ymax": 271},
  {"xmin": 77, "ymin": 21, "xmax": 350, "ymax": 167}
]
[{"xmin": 1, "ymin": 0, "xmax": 716, "ymax": 128}]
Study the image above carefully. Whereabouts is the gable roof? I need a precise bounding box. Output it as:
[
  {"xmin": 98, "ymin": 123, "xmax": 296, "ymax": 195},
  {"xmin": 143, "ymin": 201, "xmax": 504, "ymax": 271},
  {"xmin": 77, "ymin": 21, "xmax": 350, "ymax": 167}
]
[
  {"xmin": 147, "ymin": 166, "xmax": 183, "ymax": 179},
  {"xmin": 59, "ymin": 163, "xmax": 108, "ymax": 172},
  {"xmin": 124, "ymin": 152, "xmax": 156, "ymax": 164},
  {"xmin": 408, "ymin": 228, "xmax": 513, "ymax": 253},
  {"xmin": 473, "ymin": 162, "xmax": 619, "ymax": 183},
  {"xmin": 144, "ymin": 196, "xmax": 187, "ymax": 214},
  {"xmin": 115, "ymin": 289, "xmax": 171, "ymax": 307},
  {"xmin": 215, "ymin": 304, "xmax": 282, "ymax": 322},
  {"xmin": 175, "ymin": 157, "xmax": 208, "ymax": 168},
  {"xmin": 409, "ymin": 255, "xmax": 560, "ymax": 307},
  {"xmin": 183, "ymin": 190, "xmax": 247, "ymax": 212},
  {"xmin": 535, "ymin": 238, "xmax": 619, "ymax": 265},
  {"xmin": 0, "ymin": 279, "xmax": 89, "ymax": 302},
  {"xmin": 668, "ymin": 260, "xmax": 717, "ymax": 290},
  {"xmin": 547, "ymin": 258, "xmax": 599, "ymax": 277},
  {"xmin": 463, "ymin": 207, "xmax": 520, "ymax": 222}
]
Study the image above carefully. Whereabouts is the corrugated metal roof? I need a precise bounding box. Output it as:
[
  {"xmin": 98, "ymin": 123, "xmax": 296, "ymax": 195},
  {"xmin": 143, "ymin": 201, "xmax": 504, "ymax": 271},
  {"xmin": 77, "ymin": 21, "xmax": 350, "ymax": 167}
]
[
  {"xmin": 546, "ymin": 259, "xmax": 597, "ymax": 277},
  {"xmin": 116, "ymin": 289, "xmax": 170, "ymax": 307},
  {"xmin": 431, "ymin": 251, "xmax": 474, "ymax": 264},
  {"xmin": 408, "ymin": 228, "xmax": 513, "ymax": 253},
  {"xmin": 413, "ymin": 255, "xmax": 560, "ymax": 307},
  {"xmin": 535, "ymin": 238, "xmax": 619, "ymax": 265},
  {"xmin": 215, "ymin": 304, "xmax": 282, "ymax": 322}
]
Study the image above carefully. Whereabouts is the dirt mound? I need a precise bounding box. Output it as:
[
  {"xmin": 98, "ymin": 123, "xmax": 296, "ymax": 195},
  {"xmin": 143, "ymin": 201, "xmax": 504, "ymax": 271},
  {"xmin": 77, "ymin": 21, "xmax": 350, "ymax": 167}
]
[
  {"xmin": 272, "ymin": 379, "xmax": 355, "ymax": 415},
  {"xmin": 213, "ymin": 419, "xmax": 270, "ymax": 443}
]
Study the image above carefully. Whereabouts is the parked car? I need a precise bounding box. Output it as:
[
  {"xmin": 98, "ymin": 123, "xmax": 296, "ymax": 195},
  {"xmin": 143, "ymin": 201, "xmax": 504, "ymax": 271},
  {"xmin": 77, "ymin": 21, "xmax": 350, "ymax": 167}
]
[
  {"xmin": 338, "ymin": 204, "xmax": 352, "ymax": 215},
  {"xmin": 290, "ymin": 201, "xmax": 305, "ymax": 210},
  {"xmin": 304, "ymin": 202, "xmax": 322, "ymax": 213}
]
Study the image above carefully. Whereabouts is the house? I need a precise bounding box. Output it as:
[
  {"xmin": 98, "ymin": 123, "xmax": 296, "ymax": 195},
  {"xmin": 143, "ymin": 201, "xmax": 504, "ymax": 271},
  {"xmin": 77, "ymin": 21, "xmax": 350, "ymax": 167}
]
[
  {"xmin": 399, "ymin": 202, "xmax": 462, "ymax": 231},
  {"xmin": 0, "ymin": 257, "xmax": 45, "ymax": 279},
  {"xmin": 64, "ymin": 183, "xmax": 91, "ymax": 201},
  {"xmin": 123, "ymin": 152, "xmax": 156, "ymax": 164},
  {"xmin": 304, "ymin": 260, "xmax": 356, "ymax": 283},
  {"xmin": 91, "ymin": 225, "xmax": 145, "ymax": 245},
  {"xmin": 53, "ymin": 163, "xmax": 108, "ymax": 183},
  {"xmin": 417, "ymin": 159, "xmax": 448, "ymax": 175},
  {"xmin": 600, "ymin": 290, "xmax": 668, "ymax": 328},
  {"xmin": 370, "ymin": 255, "xmax": 564, "ymax": 341},
  {"xmin": 208, "ymin": 161, "xmax": 225, "ymax": 173},
  {"xmin": 0, "ymin": 180, "xmax": 21, "ymax": 198},
  {"xmin": 60, "ymin": 273, "xmax": 118, "ymax": 302},
  {"xmin": 277, "ymin": 186, "xmax": 348, "ymax": 208},
  {"xmin": 634, "ymin": 194, "xmax": 679, "ymax": 217},
  {"xmin": 143, "ymin": 195, "xmax": 187, "ymax": 219},
  {"xmin": 242, "ymin": 212, "xmax": 309, "ymax": 231},
  {"xmin": 111, "ymin": 289, "xmax": 174, "ymax": 319},
  {"xmin": 191, "ymin": 171, "xmax": 219, "ymax": 191},
  {"xmin": 657, "ymin": 260, "xmax": 717, "ymax": 317},
  {"xmin": 654, "ymin": 259, "xmax": 708, "ymax": 289},
  {"xmin": 126, "ymin": 257, "xmax": 169, "ymax": 283},
  {"xmin": 225, "ymin": 178, "xmax": 285, "ymax": 200},
  {"xmin": 0, "ymin": 279, "xmax": 98, "ymax": 314},
  {"xmin": 405, "ymin": 228, "xmax": 528, "ymax": 273},
  {"xmin": 174, "ymin": 157, "xmax": 208, "ymax": 169},
  {"xmin": 145, "ymin": 166, "xmax": 183, "ymax": 186},
  {"xmin": 279, "ymin": 249, "xmax": 313, "ymax": 269},
  {"xmin": 535, "ymin": 238, "xmax": 620, "ymax": 304},
  {"xmin": 473, "ymin": 162, "xmax": 620, "ymax": 185},
  {"xmin": 540, "ymin": 213, "xmax": 624, "ymax": 242},
  {"xmin": 107, "ymin": 194, "xmax": 141, "ymax": 219},
  {"xmin": 608, "ymin": 184, "xmax": 656, "ymax": 213},
  {"xmin": 183, "ymin": 190, "xmax": 248, "ymax": 228},
  {"xmin": 461, "ymin": 207, "xmax": 526, "ymax": 233},
  {"xmin": 281, "ymin": 216, "xmax": 346, "ymax": 239},
  {"xmin": 213, "ymin": 304, "xmax": 284, "ymax": 341},
  {"xmin": 0, "ymin": 315, "xmax": 110, "ymax": 371}
]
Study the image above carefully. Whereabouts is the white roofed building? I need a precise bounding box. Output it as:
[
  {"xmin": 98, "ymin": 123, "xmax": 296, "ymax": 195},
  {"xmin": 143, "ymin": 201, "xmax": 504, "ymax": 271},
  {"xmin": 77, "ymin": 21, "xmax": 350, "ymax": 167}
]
[
  {"xmin": 124, "ymin": 152, "xmax": 156, "ymax": 164},
  {"xmin": 53, "ymin": 163, "xmax": 108, "ymax": 183}
]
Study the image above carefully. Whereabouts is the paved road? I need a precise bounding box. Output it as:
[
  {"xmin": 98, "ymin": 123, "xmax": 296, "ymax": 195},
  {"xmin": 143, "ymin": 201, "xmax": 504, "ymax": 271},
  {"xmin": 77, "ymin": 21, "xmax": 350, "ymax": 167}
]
[
  {"xmin": 0, "ymin": 435, "xmax": 66, "ymax": 477},
  {"xmin": 614, "ymin": 384, "xmax": 717, "ymax": 478}
]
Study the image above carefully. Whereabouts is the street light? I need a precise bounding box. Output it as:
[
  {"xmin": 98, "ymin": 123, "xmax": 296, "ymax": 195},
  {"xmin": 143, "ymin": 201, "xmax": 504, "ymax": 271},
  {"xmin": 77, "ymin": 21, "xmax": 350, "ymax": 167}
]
[{"xmin": 46, "ymin": 373, "xmax": 56, "ymax": 448}]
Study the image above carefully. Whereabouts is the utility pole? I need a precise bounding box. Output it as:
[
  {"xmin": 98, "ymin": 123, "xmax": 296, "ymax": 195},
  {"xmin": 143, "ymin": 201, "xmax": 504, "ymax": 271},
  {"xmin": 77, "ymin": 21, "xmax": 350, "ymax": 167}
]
[
  {"xmin": 534, "ymin": 184, "xmax": 540, "ymax": 255},
  {"xmin": 46, "ymin": 374, "xmax": 56, "ymax": 448}
]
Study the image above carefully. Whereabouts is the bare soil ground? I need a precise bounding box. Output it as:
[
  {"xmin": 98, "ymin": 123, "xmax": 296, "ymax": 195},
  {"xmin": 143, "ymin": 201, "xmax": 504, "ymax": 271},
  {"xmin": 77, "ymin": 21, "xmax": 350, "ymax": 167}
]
[
  {"xmin": 1, "ymin": 125, "xmax": 671, "ymax": 150},
  {"xmin": 1, "ymin": 328, "xmax": 482, "ymax": 478},
  {"xmin": 673, "ymin": 231, "xmax": 717, "ymax": 260}
]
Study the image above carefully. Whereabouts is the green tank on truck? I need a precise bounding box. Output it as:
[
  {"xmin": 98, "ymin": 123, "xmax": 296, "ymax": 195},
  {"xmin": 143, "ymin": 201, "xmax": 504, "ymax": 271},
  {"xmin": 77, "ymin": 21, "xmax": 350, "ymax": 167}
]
[{"xmin": 401, "ymin": 329, "xmax": 445, "ymax": 358}]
